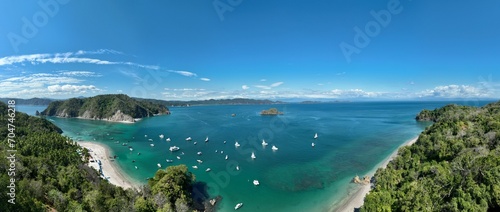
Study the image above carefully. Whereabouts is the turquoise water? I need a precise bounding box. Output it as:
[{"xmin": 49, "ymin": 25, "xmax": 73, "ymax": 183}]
[{"xmin": 16, "ymin": 101, "xmax": 494, "ymax": 211}]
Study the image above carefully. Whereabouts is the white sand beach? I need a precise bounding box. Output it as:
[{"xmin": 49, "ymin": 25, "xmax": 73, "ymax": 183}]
[
  {"xmin": 333, "ymin": 136, "xmax": 420, "ymax": 212},
  {"xmin": 78, "ymin": 141, "xmax": 141, "ymax": 190}
]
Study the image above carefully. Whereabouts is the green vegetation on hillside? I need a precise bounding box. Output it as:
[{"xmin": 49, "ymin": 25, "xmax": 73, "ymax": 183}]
[
  {"xmin": 361, "ymin": 102, "xmax": 500, "ymax": 211},
  {"xmin": 0, "ymin": 102, "xmax": 205, "ymax": 211},
  {"xmin": 41, "ymin": 94, "xmax": 169, "ymax": 119}
]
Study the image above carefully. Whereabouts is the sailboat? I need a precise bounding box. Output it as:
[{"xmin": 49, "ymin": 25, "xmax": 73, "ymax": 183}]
[
  {"xmin": 272, "ymin": 145, "xmax": 278, "ymax": 151},
  {"xmin": 251, "ymin": 152, "xmax": 256, "ymax": 159},
  {"xmin": 314, "ymin": 133, "xmax": 318, "ymax": 139},
  {"xmin": 262, "ymin": 139, "xmax": 268, "ymax": 146}
]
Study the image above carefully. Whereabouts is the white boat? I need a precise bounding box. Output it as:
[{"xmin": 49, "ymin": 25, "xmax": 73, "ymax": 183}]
[
  {"xmin": 205, "ymin": 137, "xmax": 209, "ymax": 142},
  {"xmin": 197, "ymin": 152, "xmax": 202, "ymax": 155},
  {"xmin": 192, "ymin": 165, "xmax": 198, "ymax": 169},
  {"xmin": 150, "ymin": 144, "xmax": 155, "ymax": 147},
  {"xmin": 223, "ymin": 140, "xmax": 227, "ymax": 144},
  {"xmin": 262, "ymin": 139, "xmax": 268, "ymax": 146},
  {"xmin": 272, "ymin": 145, "xmax": 278, "ymax": 151},
  {"xmin": 157, "ymin": 163, "xmax": 161, "ymax": 168},
  {"xmin": 135, "ymin": 166, "xmax": 138, "ymax": 169},
  {"xmin": 169, "ymin": 146, "xmax": 180, "ymax": 152},
  {"xmin": 166, "ymin": 138, "xmax": 171, "ymax": 142},
  {"xmin": 197, "ymin": 159, "xmax": 203, "ymax": 163},
  {"xmin": 236, "ymin": 166, "xmax": 240, "ymax": 171},
  {"xmin": 145, "ymin": 134, "xmax": 148, "ymax": 138},
  {"xmin": 253, "ymin": 180, "xmax": 260, "ymax": 186},
  {"xmin": 159, "ymin": 134, "xmax": 164, "ymax": 139},
  {"xmin": 148, "ymin": 138, "xmax": 153, "ymax": 141},
  {"xmin": 251, "ymin": 152, "xmax": 256, "ymax": 159},
  {"xmin": 206, "ymin": 168, "xmax": 211, "ymax": 172},
  {"xmin": 194, "ymin": 142, "xmax": 197, "ymax": 145},
  {"xmin": 312, "ymin": 142, "xmax": 315, "ymax": 147},
  {"xmin": 215, "ymin": 150, "xmax": 218, "ymax": 153},
  {"xmin": 221, "ymin": 151, "xmax": 224, "ymax": 154},
  {"xmin": 176, "ymin": 156, "xmax": 181, "ymax": 160},
  {"xmin": 225, "ymin": 155, "xmax": 228, "ymax": 160},
  {"xmin": 314, "ymin": 133, "xmax": 318, "ymax": 139},
  {"xmin": 235, "ymin": 203, "xmax": 243, "ymax": 210},
  {"xmin": 181, "ymin": 152, "xmax": 185, "ymax": 155},
  {"xmin": 129, "ymin": 148, "xmax": 133, "ymax": 151},
  {"xmin": 235, "ymin": 142, "xmax": 240, "ymax": 147},
  {"xmin": 185, "ymin": 137, "xmax": 192, "ymax": 141},
  {"xmin": 166, "ymin": 159, "xmax": 173, "ymax": 163}
]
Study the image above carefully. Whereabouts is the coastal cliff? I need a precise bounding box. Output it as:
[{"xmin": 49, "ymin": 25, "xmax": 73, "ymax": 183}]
[{"xmin": 41, "ymin": 94, "xmax": 170, "ymax": 122}]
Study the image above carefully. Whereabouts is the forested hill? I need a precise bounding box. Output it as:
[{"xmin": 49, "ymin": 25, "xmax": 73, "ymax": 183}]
[
  {"xmin": 41, "ymin": 94, "xmax": 170, "ymax": 122},
  {"xmin": 0, "ymin": 102, "xmax": 203, "ymax": 211},
  {"xmin": 361, "ymin": 101, "xmax": 500, "ymax": 211}
]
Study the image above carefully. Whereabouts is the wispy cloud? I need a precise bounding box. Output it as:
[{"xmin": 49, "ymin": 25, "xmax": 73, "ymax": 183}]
[
  {"xmin": 47, "ymin": 84, "xmax": 101, "ymax": 93},
  {"xmin": 336, "ymin": 72, "xmax": 346, "ymax": 76},
  {"xmin": 270, "ymin": 82, "xmax": 284, "ymax": 87},
  {"xmin": 167, "ymin": 70, "xmax": 197, "ymax": 77},
  {"xmin": 242, "ymin": 85, "xmax": 250, "ymax": 90},
  {"xmin": 200, "ymin": 78, "xmax": 211, "ymax": 81},
  {"xmin": 0, "ymin": 51, "xmax": 159, "ymax": 70},
  {"xmin": 254, "ymin": 81, "xmax": 284, "ymax": 90}
]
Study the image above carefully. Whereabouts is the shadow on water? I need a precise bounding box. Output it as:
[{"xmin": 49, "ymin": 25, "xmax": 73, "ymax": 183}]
[{"xmin": 191, "ymin": 181, "xmax": 222, "ymax": 212}]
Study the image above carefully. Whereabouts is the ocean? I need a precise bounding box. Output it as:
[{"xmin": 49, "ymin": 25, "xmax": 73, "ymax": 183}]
[{"xmin": 16, "ymin": 101, "xmax": 494, "ymax": 211}]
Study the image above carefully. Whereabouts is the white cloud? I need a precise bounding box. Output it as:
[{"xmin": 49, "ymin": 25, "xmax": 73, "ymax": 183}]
[
  {"xmin": 336, "ymin": 72, "xmax": 346, "ymax": 76},
  {"xmin": 48, "ymin": 84, "xmax": 101, "ymax": 93},
  {"xmin": 200, "ymin": 78, "xmax": 211, "ymax": 81},
  {"xmin": 260, "ymin": 79, "xmax": 267, "ymax": 82},
  {"xmin": 58, "ymin": 71, "xmax": 102, "ymax": 77},
  {"xmin": 255, "ymin": 85, "xmax": 271, "ymax": 90},
  {"xmin": 168, "ymin": 70, "xmax": 197, "ymax": 77},
  {"xmin": 270, "ymin": 82, "xmax": 284, "ymax": 87},
  {"xmin": 242, "ymin": 85, "xmax": 250, "ymax": 90},
  {"xmin": 416, "ymin": 85, "xmax": 489, "ymax": 98}
]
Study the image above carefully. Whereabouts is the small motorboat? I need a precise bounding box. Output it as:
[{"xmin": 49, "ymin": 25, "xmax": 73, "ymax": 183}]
[
  {"xmin": 192, "ymin": 165, "xmax": 198, "ymax": 169},
  {"xmin": 159, "ymin": 134, "xmax": 164, "ymax": 139},
  {"xmin": 314, "ymin": 133, "xmax": 318, "ymax": 139},
  {"xmin": 205, "ymin": 136, "xmax": 209, "ymax": 142},
  {"xmin": 235, "ymin": 203, "xmax": 243, "ymax": 210},
  {"xmin": 157, "ymin": 163, "xmax": 161, "ymax": 168},
  {"xmin": 225, "ymin": 155, "xmax": 228, "ymax": 160},
  {"xmin": 176, "ymin": 156, "xmax": 181, "ymax": 160},
  {"xmin": 197, "ymin": 159, "xmax": 203, "ymax": 163},
  {"xmin": 166, "ymin": 159, "xmax": 173, "ymax": 163},
  {"xmin": 205, "ymin": 168, "xmax": 211, "ymax": 172},
  {"xmin": 251, "ymin": 152, "xmax": 256, "ymax": 159},
  {"xmin": 253, "ymin": 180, "xmax": 260, "ymax": 186},
  {"xmin": 312, "ymin": 142, "xmax": 315, "ymax": 147},
  {"xmin": 166, "ymin": 138, "xmax": 171, "ymax": 142},
  {"xmin": 236, "ymin": 166, "xmax": 240, "ymax": 171},
  {"xmin": 272, "ymin": 145, "xmax": 278, "ymax": 151},
  {"xmin": 194, "ymin": 142, "xmax": 197, "ymax": 145},
  {"xmin": 235, "ymin": 141, "xmax": 240, "ymax": 147},
  {"xmin": 197, "ymin": 152, "xmax": 202, "ymax": 156},
  {"xmin": 150, "ymin": 144, "xmax": 155, "ymax": 147},
  {"xmin": 185, "ymin": 137, "xmax": 192, "ymax": 141},
  {"xmin": 169, "ymin": 146, "xmax": 180, "ymax": 152},
  {"xmin": 135, "ymin": 166, "xmax": 138, "ymax": 169}
]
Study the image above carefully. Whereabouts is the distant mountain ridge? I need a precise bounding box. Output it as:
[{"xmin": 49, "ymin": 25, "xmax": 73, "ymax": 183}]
[
  {"xmin": 0, "ymin": 97, "xmax": 54, "ymax": 105},
  {"xmin": 41, "ymin": 94, "xmax": 170, "ymax": 122}
]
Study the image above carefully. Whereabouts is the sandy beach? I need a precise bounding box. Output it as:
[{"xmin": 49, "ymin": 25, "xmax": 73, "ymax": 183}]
[
  {"xmin": 78, "ymin": 141, "xmax": 141, "ymax": 190},
  {"xmin": 332, "ymin": 136, "xmax": 420, "ymax": 212}
]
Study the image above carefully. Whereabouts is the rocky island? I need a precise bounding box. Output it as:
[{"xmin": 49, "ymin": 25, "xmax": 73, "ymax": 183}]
[
  {"xmin": 260, "ymin": 108, "xmax": 283, "ymax": 115},
  {"xmin": 41, "ymin": 94, "xmax": 170, "ymax": 123}
]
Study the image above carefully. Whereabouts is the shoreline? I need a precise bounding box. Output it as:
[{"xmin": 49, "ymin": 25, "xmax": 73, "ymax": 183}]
[
  {"xmin": 331, "ymin": 136, "xmax": 420, "ymax": 212},
  {"xmin": 78, "ymin": 141, "xmax": 142, "ymax": 191}
]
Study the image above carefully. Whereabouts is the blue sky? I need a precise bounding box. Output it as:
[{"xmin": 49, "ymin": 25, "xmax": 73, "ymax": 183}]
[{"xmin": 1, "ymin": 0, "xmax": 499, "ymax": 100}]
